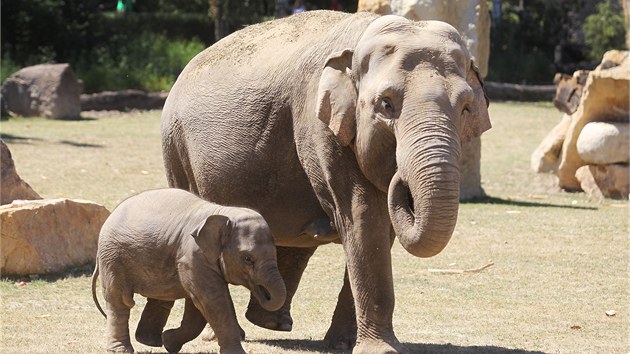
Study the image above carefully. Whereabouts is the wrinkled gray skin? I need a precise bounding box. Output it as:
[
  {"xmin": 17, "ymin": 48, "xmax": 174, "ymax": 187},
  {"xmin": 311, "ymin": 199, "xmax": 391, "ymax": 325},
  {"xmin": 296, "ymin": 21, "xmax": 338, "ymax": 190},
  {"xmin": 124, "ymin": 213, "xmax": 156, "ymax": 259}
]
[
  {"xmin": 162, "ymin": 10, "xmax": 490, "ymax": 354},
  {"xmin": 92, "ymin": 188, "xmax": 286, "ymax": 354}
]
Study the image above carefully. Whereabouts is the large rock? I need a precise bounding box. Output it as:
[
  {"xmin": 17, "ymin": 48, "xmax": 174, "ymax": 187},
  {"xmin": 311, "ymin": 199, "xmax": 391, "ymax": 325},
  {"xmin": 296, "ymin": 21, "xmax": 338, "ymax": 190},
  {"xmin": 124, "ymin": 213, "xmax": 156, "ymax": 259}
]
[
  {"xmin": 557, "ymin": 53, "xmax": 630, "ymax": 190},
  {"xmin": 577, "ymin": 122, "xmax": 629, "ymax": 165},
  {"xmin": 1, "ymin": 63, "xmax": 81, "ymax": 119},
  {"xmin": 0, "ymin": 199, "xmax": 110, "ymax": 276},
  {"xmin": 0, "ymin": 140, "xmax": 41, "ymax": 205},
  {"xmin": 575, "ymin": 164, "xmax": 629, "ymax": 199},
  {"xmin": 531, "ymin": 114, "xmax": 572, "ymax": 173},
  {"xmin": 357, "ymin": 0, "xmax": 391, "ymax": 14},
  {"xmin": 553, "ymin": 71, "xmax": 589, "ymax": 115}
]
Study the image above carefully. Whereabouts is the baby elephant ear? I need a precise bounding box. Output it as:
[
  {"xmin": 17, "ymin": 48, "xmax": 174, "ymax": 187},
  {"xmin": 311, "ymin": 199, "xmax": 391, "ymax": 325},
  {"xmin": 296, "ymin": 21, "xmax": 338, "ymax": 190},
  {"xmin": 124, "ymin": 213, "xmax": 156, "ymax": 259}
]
[
  {"xmin": 462, "ymin": 59, "xmax": 491, "ymax": 142},
  {"xmin": 316, "ymin": 49, "xmax": 357, "ymax": 146},
  {"xmin": 191, "ymin": 215, "xmax": 232, "ymax": 251}
]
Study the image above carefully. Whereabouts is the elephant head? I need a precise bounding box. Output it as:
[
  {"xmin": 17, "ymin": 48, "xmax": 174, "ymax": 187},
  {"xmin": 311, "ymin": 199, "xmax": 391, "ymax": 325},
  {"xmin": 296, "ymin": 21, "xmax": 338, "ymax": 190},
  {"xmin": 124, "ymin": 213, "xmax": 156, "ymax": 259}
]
[
  {"xmin": 316, "ymin": 15, "xmax": 491, "ymax": 257},
  {"xmin": 193, "ymin": 214, "xmax": 287, "ymax": 311}
]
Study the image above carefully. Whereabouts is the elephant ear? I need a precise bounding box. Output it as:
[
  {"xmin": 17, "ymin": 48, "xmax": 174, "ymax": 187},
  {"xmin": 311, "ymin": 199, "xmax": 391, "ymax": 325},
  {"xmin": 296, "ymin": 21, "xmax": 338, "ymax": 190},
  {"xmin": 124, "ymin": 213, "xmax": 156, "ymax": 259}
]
[
  {"xmin": 316, "ymin": 49, "xmax": 357, "ymax": 146},
  {"xmin": 191, "ymin": 215, "xmax": 232, "ymax": 252},
  {"xmin": 462, "ymin": 59, "xmax": 491, "ymax": 143}
]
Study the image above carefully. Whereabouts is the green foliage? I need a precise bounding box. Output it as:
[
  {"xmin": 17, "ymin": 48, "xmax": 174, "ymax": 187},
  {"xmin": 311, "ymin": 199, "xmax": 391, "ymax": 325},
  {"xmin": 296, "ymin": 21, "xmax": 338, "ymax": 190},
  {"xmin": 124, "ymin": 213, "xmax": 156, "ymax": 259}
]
[
  {"xmin": 583, "ymin": 0, "xmax": 627, "ymax": 60},
  {"xmin": 75, "ymin": 34, "xmax": 205, "ymax": 93},
  {"xmin": 1, "ymin": 0, "xmax": 210, "ymax": 92},
  {"xmin": 488, "ymin": 0, "xmax": 559, "ymax": 84},
  {"xmin": 1, "ymin": 55, "xmax": 21, "ymax": 83}
]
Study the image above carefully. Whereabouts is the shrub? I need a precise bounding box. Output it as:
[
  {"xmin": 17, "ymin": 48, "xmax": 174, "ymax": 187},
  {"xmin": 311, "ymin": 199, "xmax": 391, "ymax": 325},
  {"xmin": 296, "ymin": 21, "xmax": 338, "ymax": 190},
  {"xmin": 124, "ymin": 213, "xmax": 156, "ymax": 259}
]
[
  {"xmin": 1, "ymin": 55, "xmax": 21, "ymax": 83},
  {"xmin": 583, "ymin": 0, "xmax": 627, "ymax": 61},
  {"xmin": 76, "ymin": 34, "xmax": 205, "ymax": 93}
]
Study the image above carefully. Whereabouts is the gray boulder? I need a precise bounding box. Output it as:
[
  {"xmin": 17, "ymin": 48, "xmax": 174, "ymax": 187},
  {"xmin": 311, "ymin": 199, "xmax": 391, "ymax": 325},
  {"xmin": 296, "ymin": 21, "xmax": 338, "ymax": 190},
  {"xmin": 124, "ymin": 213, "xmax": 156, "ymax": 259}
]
[{"xmin": 1, "ymin": 63, "xmax": 81, "ymax": 119}]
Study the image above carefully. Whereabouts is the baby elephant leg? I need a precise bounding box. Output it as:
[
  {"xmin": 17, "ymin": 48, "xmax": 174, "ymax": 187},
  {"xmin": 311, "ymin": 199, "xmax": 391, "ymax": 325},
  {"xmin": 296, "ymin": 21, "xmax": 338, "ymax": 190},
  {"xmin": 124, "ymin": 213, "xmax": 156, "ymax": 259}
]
[
  {"xmin": 162, "ymin": 298, "xmax": 207, "ymax": 353},
  {"xmin": 105, "ymin": 299, "xmax": 135, "ymax": 352},
  {"xmin": 200, "ymin": 323, "xmax": 245, "ymax": 342},
  {"xmin": 135, "ymin": 298, "xmax": 174, "ymax": 347}
]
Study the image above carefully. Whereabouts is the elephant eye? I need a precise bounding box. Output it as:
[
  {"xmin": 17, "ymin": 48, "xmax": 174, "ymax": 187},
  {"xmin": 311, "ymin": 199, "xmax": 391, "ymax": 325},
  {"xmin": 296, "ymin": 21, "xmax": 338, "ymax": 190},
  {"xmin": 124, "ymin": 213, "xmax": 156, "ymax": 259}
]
[
  {"xmin": 379, "ymin": 97, "xmax": 395, "ymax": 116},
  {"xmin": 243, "ymin": 255, "xmax": 255, "ymax": 267},
  {"xmin": 462, "ymin": 104, "xmax": 471, "ymax": 115}
]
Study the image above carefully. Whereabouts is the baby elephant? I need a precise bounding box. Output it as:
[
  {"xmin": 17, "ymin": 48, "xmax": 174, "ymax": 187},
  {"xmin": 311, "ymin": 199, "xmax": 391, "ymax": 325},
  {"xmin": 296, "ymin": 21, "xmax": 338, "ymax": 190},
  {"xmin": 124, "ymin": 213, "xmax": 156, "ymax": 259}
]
[{"xmin": 91, "ymin": 188, "xmax": 286, "ymax": 354}]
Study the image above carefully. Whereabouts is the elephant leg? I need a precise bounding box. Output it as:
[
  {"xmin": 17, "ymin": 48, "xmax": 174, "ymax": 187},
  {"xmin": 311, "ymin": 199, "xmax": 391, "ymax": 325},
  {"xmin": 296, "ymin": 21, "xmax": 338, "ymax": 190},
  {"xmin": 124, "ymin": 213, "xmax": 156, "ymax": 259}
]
[
  {"xmin": 345, "ymin": 211, "xmax": 407, "ymax": 353},
  {"xmin": 103, "ymin": 277, "xmax": 135, "ymax": 353},
  {"xmin": 324, "ymin": 267, "xmax": 357, "ymax": 350},
  {"xmin": 135, "ymin": 298, "xmax": 174, "ymax": 347},
  {"xmin": 105, "ymin": 301, "xmax": 135, "ymax": 353},
  {"xmin": 245, "ymin": 246, "xmax": 316, "ymax": 331},
  {"xmin": 162, "ymin": 298, "xmax": 207, "ymax": 353},
  {"xmin": 200, "ymin": 322, "xmax": 245, "ymax": 342}
]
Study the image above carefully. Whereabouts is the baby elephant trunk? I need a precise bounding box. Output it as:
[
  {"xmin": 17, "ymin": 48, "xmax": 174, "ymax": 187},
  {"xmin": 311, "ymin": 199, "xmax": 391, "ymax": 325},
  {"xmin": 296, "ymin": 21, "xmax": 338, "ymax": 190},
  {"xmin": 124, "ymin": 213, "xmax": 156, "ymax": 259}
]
[{"xmin": 252, "ymin": 262, "xmax": 287, "ymax": 312}]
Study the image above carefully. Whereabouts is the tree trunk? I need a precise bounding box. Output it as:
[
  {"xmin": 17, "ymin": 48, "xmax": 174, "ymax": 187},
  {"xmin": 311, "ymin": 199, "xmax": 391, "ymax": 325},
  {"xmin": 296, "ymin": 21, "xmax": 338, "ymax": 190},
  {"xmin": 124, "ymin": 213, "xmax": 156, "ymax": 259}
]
[{"xmin": 210, "ymin": 0, "xmax": 228, "ymax": 41}]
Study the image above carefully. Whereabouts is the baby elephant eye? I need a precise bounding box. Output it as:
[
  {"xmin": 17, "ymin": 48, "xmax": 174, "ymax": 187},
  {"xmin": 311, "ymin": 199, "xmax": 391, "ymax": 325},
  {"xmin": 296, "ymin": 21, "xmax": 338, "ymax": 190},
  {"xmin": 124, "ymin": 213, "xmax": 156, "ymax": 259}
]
[{"xmin": 244, "ymin": 255, "xmax": 255, "ymax": 267}]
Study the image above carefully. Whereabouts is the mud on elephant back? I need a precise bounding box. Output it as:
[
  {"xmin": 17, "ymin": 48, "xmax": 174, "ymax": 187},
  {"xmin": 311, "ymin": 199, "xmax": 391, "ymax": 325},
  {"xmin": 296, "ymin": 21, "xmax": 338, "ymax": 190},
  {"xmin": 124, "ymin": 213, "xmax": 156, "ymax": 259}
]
[{"xmin": 161, "ymin": 10, "xmax": 490, "ymax": 354}]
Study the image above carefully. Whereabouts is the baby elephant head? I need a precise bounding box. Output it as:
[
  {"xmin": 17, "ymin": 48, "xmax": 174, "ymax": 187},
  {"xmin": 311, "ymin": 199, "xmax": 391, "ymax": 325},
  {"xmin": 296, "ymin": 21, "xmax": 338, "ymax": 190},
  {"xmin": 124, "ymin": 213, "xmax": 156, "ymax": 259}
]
[{"xmin": 192, "ymin": 213, "xmax": 286, "ymax": 311}]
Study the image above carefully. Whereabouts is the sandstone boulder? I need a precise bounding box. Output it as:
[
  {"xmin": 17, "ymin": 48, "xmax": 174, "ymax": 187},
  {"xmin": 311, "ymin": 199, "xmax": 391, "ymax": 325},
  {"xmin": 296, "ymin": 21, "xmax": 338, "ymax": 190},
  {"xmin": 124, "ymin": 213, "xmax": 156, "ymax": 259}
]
[
  {"xmin": 0, "ymin": 199, "xmax": 110, "ymax": 276},
  {"xmin": 557, "ymin": 55, "xmax": 630, "ymax": 190},
  {"xmin": 531, "ymin": 114, "xmax": 572, "ymax": 173},
  {"xmin": 553, "ymin": 70, "xmax": 589, "ymax": 115},
  {"xmin": 577, "ymin": 122, "xmax": 629, "ymax": 165},
  {"xmin": 357, "ymin": 0, "xmax": 391, "ymax": 14},
  {"xmin": 0, "ymin": 140, "xmax": 41, "ymax": 205},
  {"xmin": 1, "ymin": 63, "xmax": 81, "ymax": 119},
  {"xmin": 575, "ymin": 164, "xmax": 629, "ymax": 199},
  {"xmin": 460, "ymin": 136, "xmax": 484, "ymax": 200}
]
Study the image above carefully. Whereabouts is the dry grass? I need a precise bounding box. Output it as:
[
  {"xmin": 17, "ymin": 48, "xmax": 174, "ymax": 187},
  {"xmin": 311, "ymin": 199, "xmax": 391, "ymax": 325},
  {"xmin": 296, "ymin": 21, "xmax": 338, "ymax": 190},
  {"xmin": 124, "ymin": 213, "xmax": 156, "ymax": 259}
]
[{"xmin": 1, "ymin": 103, "xmax": 628, "ymax": 353}]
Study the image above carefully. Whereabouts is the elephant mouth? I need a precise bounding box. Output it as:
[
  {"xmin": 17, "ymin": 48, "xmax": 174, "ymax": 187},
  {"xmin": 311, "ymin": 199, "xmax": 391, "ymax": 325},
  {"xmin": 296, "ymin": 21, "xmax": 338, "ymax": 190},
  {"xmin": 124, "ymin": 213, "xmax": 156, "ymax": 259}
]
[
  {"xmin": 406, "ymin": 187, "xmax": 415, "ymax": 215},
  {"xmin": 388, "ymin": 172, "xmax": 416, "ymax": 231},
  {"xmin": 257, "ymin": 285, "xmax": 272, "ymax": 302}
]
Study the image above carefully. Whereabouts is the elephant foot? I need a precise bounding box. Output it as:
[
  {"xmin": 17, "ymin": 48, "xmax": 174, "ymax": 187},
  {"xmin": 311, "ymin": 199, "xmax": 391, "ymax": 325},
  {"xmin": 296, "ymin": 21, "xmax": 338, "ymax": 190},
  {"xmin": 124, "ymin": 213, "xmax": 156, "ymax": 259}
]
[
  {"xmin": 200, "ymin": 324, "xmax": 246, "ymax": 342},
  {"xmin": 245, "ymin": 306, "xmax": 292, "ymax": 331},
  {"xmin": 106, "ymin": 342, "xmax": 134, "ymax": 353},
  {"xmin": 162, "ymin": 329, "xmax": 184, "ymax": 354},
  {"xmin": 324, "ymin": 329, "xmax": 356, "ymax": 350},
  {"xmin": 135, "ymin": 330, "xmax": 162, "ymax": 347},
  {"xmin": 352, "ymin": 338, "xmax": 409, "ymax": 354}
]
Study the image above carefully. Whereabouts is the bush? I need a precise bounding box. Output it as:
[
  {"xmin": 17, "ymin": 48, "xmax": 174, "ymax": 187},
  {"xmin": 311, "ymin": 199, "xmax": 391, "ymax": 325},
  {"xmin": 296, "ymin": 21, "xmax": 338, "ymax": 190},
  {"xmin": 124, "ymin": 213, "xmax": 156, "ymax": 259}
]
[
  {"xmin": 1, "ymin": 55, "xmax": 21, "ymax": 83},
  {"xmin": 583, "ymin": 0, "xmax": 627, "ymax": 61},
  {"xmin": 76, "ymin": 34, "xmax": 205, "ymax": 93}
]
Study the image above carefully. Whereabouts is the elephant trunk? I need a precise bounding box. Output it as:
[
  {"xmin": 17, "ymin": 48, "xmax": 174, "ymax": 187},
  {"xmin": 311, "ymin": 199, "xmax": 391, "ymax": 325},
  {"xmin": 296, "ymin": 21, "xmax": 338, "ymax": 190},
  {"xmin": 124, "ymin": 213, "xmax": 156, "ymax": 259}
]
[
  {"xmin": 388, "ymin": 110, "xmax": 461, "ymax": 258},
  {"xmin": 252, "ymin": 261, "xmax": 287, "ymax": 312}
]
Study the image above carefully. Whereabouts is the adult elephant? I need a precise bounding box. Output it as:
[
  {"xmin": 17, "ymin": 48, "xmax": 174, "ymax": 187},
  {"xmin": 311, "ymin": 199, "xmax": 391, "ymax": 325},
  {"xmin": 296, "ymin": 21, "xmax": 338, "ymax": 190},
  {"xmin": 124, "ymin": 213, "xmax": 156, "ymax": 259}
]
[{"xmin": 162, "ymin": 10, "xmax": 490, "ymax": 354}]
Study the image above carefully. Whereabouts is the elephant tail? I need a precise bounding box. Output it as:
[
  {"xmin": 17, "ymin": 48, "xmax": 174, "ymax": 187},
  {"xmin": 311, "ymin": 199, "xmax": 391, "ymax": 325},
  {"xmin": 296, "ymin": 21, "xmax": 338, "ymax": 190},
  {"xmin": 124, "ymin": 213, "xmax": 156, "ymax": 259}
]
[{"xmin": 92, "ymin": 262, "xmax": 107, "ymax": 318}]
